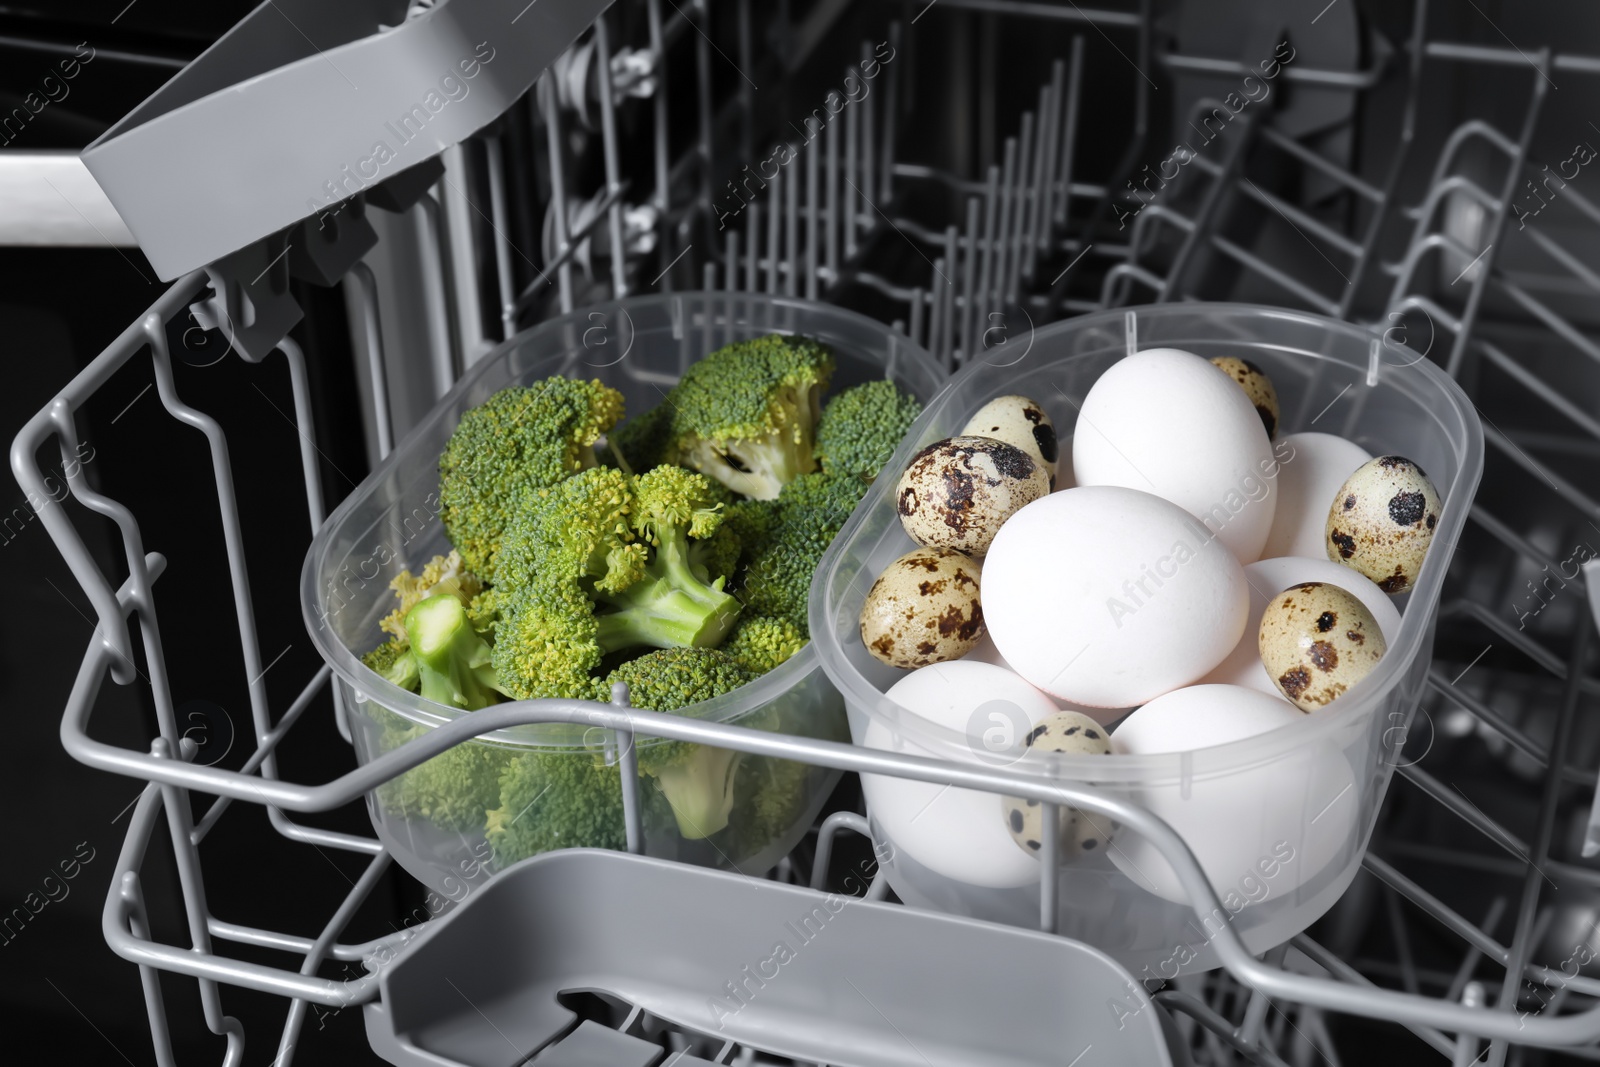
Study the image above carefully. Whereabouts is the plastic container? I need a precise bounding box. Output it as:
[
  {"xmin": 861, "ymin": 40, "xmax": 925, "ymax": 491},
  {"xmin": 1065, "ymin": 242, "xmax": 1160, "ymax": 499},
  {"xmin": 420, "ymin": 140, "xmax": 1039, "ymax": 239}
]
[
  {"xmin": 810, "ymin": 304, "xmax": 1483, "ymax": 975},
  {"xmin": 302, "ymin": 292, "xmax": 946, "ymax": 898}
]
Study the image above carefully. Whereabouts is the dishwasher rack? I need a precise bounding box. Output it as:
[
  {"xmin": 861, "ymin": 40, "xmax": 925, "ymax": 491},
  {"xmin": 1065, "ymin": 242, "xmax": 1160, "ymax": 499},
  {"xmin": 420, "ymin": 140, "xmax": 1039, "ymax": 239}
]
[{"xmin": 18, "ymin": 0, "xmax": 1600, "ymax": 1063}]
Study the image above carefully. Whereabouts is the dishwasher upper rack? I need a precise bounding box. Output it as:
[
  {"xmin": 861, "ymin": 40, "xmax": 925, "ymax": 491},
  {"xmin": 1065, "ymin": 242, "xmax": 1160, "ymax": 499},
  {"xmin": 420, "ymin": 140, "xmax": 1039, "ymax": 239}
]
[{"xmin": 17, "ymin": 2, "xmax": 1600, "ymax": 1066}]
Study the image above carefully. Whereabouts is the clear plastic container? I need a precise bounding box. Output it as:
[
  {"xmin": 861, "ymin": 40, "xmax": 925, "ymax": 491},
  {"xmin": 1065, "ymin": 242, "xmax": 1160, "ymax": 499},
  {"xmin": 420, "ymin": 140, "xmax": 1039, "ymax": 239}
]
[
  {"xmin": 302, "ymin": 292, "xmax": 946, "ymax": 898},
  {"xmin": 810, "ymin": 304, "xmax": 1483, "ymax": 975}
]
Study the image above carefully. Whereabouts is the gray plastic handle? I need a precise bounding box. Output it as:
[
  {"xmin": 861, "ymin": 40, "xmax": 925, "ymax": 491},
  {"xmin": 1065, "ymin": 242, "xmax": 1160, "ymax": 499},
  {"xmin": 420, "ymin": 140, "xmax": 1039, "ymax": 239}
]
[{"xmin": 81, "ymin": 0, "xmax": 613, "ymax": 280}]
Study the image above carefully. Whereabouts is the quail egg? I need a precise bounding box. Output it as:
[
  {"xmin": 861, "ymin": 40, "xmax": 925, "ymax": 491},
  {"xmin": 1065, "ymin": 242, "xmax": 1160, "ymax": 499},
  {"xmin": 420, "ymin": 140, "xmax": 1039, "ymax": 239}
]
[
  {"xmin": 896, "ymin": 435, "xmax": 1050, "ymax": 556},
  {"xmin": 859, "ymin": 547, "xmax": 985, "ymax": 668},
  {"xmin": 1258, "ymin": 582, "xmax": 1388, "ymax": 711},
  {"xmin": 1210, "ymin": 356, "xmax": 1281, "ymax": 440},
  {"xmin": 1000, "ymin": 711, "xmax": 1114, "ymax": 859},
  {"xmin": 960, "ymin": 395, "xmax": 1059, "ymax": 488},
  {"xmin": 1325, "ymin": 455, "xmax": 1441, "ymax": 594}
]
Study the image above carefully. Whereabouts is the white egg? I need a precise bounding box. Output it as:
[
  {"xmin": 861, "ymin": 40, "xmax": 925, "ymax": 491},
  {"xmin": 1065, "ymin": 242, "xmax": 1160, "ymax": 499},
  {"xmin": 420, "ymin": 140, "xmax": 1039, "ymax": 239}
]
[
  {"xmin": 1072, "ymin": 348, "xmax": 1279, "ymax": 563},
  {"xmin": 862, "ymin": 661, "xmax": 1060, "ymax": 889},
  {"xmin": 982, "ymin": 486, "xmax": 1248, "ymax": 708},
  {"xmin": 1259, "ymin": 433, "xmax": 1372, "ymax": 561},
  {"xmin": 1108, "ymin": 684, "xmax": 1359, "ymax": 905},
  {"xmin": 1201, "ymin": 557, "xmax": 1402, "ymax": 695}
]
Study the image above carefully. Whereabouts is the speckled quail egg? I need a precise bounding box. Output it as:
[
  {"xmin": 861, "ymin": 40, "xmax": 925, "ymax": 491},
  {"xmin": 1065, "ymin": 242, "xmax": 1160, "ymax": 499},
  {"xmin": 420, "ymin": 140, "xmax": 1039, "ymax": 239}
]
[
  {"xmin": 1000, "ymin": 711, "xmax": 1114, "ymax": 860},
  {"xmin": 960, "ymin": 395, "xmax": 1059, "ymax": 488},
  {"xmin": 1258, "ymin": 582, "xmax": 1388, "ymax": 711},
  {"xmin": 1209, "ymin": 356, "xmax": 1281, "ymax": 440},
  {"xmin": 860, "ymin": 547, "xmax": 985, "ymax": 668},
  {"xmin": 1325, "ymin": 455, "xmax": 1442, "ymax": 594},
  {"xmin": 896, "ymin": 436, "xmax": 1050, "ymax": 556}
]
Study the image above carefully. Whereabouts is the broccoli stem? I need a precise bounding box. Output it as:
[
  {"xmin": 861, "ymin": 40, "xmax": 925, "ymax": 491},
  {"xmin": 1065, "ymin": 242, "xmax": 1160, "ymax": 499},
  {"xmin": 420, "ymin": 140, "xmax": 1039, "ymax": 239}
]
[
  {"xmin": 593, "ymin": 529, "xmax": 742, "ymax": 651},
  {"xmin": 407, "ymin": 594, "xmax": 505, "ymax": 711},
  {"xmin": 652, "ymin": 745, "xmax": 744, "ymax": 838}
]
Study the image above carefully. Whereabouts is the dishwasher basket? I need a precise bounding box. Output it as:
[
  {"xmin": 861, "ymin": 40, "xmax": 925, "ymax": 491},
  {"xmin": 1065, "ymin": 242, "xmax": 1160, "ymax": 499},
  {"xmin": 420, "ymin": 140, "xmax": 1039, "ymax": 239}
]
[{"xmin": 19, "ymin": 0, "xmax": 1600, "ymax": 1064}]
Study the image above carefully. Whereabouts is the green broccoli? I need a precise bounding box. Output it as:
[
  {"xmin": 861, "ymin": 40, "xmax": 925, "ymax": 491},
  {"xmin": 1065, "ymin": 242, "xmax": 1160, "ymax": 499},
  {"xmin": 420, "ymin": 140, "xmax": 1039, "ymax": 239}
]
[
  {"xmin": 598, "ymin": 466, "xmax": 743, "ymax": 649},
  {"xmin": 726, "ymin": 751, "xmax": 817, "ymax": 858},
  {"xmin": 492, "ymin": 467, "xmax": 742, "ymax": 700},
  {"xmin": 362, "ymin": 636, "xmax": 420, "ymax": 691},
  {"xmin": 723, "ymin": 615, "xmax": 807, "ymax": 673},
  {"xmin": 486, "ymin": 738, "xmax": 631, "ymax": 862},
  {"xmin": 608, "ymin": 648, "xmax": 756, "ymax": 839},
  {"xmin": 738, "ymin": 472, "xmax": 871, "ymax": 632},
  {"xmin": 379, "ymin": 550, "xmax": 483, "ymax": 642},
  {"xmin": 376, "ymin": 723, "xmax": 511, "ymax": 834},
  {"xmin": 439, "ymin": 378, "xmax": 625, "ymax": 580},
  {"xmin": 659, "ymin": 334, "xmax": 835, "ymax": 500},
  {"xmin": 405, "ymin": 593, "xmax": 506, "ymax": 711},
  {"xmin": 816, "ymin": 380, "xmax": 923, "ymax": 481},
  {"xmin": 608, "ymin": 400, "xmax": 674, "ymax": 473}
]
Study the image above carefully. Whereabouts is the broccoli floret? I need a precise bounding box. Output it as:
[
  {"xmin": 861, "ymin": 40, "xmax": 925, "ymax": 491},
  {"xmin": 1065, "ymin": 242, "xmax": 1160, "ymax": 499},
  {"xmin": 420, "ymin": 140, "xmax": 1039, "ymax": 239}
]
[
  {"xmin": 492, "ymin": 467, "xmax": 742, "ymax": 701},
  {"xmin": 486, "ymin": 740, "xmax": 631, "ymax": 862},
  {"xmin": 595, "ymin": 466, "xmax": 742, "ymax": 649},
  {"xmin": 379, "ymin": 550, "xmax": 483, "ymax": 642},
  {"xmin": 723, "ymin": 615, "xmax": 807, "ymax": 674},
  {"xmin": 726, "ymin": 752, "xmax": 816, "ymax": 857},
  {"xmin": 376, "ymin": 724, "xmax": 510, "ymax": 834},
  {"xmin": 406, "ymin": 593, "xmax": 506, "ymax": 711},
  {"xmin": 660, "ymin": 334, "xmax": 835, "ymax": 500},
  {"xmin": 465, "ymin": 587, "xmax": 499, "ymax": 641},
  {"xmin": 738, "ymin": 472, "xmax": 870, "ymax": 631},
  {"xmin": 609, "ymin": 648, "xmax": 756, "ymax": 839},
  {"xmin": 608, "ymin": 401, "xmax": 674, "ymax": 473},
  {"xmin": 363, "ymin": 637, "xmax": 420, "ymax": 691},
  {"xmin": 439, "ymin": 378, "xmax": 625, "ymax": 580},
  {"xmin": 816, "ymin": 380, "xmax": 923, "ymax": 481}
]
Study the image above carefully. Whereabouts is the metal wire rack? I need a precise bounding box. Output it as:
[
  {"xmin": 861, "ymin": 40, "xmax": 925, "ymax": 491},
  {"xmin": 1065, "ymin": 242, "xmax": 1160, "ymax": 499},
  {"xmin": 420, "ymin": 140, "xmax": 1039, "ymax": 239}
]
[{"xmin": 16, "ymin": 0, "xmax": 1600, "ymax": 1063}]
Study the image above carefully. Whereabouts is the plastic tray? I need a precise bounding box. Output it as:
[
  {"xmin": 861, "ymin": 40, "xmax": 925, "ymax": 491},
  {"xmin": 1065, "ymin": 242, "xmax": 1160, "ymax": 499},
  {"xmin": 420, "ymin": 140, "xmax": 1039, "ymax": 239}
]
[
  {"xmin": 363, "ymin": 848, "xmax": 1175, "ymax": 1066},
  {"xmin": 810, "ymin": 303, "xmax": 1483, "ymax": 974},
  {"xmin": 301, "ymin": 292, "xmax": 946, "ymax": 897}
]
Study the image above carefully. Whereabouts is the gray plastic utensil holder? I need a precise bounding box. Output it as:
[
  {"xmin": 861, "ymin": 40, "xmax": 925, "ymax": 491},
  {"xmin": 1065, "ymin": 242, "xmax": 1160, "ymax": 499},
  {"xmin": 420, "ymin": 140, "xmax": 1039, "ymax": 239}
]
[
  {"xmin": 81, "ymin": 0, "xmax": 612, "ymax": 281},
  {"xmin": 364, "ymin": 848, "xmax": 1174, "ymax": 1067}
]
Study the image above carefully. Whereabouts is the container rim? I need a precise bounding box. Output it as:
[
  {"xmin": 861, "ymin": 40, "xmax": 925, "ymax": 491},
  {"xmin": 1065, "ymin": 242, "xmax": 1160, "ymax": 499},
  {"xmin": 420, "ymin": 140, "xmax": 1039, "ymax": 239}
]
[
  {"xmin": 809, "ymin": 301, "xmax": 1486, "ymax": 779},
  {"xmin": 300, "ymin": 291, "xmax": 942, "ymax": 748}
]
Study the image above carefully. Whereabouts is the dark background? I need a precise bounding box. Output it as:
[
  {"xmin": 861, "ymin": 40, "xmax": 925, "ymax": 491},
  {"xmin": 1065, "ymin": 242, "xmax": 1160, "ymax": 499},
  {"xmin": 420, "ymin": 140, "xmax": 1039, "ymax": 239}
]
[{"xmin": 0, "ymin": 3, "xmax": 396, "ymax": 1063}]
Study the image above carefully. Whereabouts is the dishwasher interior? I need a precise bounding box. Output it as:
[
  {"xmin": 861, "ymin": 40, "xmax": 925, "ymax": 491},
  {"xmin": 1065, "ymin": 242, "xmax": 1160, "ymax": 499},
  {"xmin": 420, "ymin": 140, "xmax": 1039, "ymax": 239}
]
[{"xmin": 18, "ymin": 0, "xmax": 1600, "ymax": 1063}]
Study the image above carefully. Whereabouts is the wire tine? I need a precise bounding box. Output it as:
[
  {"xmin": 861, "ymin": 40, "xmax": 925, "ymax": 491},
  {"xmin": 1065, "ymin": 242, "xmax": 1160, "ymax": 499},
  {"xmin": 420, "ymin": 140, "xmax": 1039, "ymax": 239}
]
[
  {"xmin": 959, "ymin": 196, "xmax": 981, "ymax": 363},
  {"xmin": 880, "ymin": 21, "xmax": 901, "ymax": 202},
  {"xmin": 747, "ymin": 200, "xmax": 761, "ymax": 293},
  {"xmin": 767, "ymin": 164, "xmax": 781, "ymax": 294},
  {"xmin": 861, "ymin": 41, "xmax": 877, "ymax": 224},
  {"xmin": 909, "ymin": 285, "xmax": 926, "ymax": 349},
  {"xmin": 928, "ymin": 264, "xmax": 945, "ymax": 362},
  {"xmin": 845, "ymin": 66, "xmax": 860, "ymax": 259},
  {"xmin": 1008, "ymin": 121, "xmax": 1033, "ymax": 301},
  {"xmin": 941, "ymin": 224, "xmax": 958, "ymax": 369},
  {"xmin": 806, "ymin": 110, "xmax": 820, "ymax": 300},
  {"xmin": 826, "ymin": 107, "xmax": 840, "ymax": 285},
  {"xmin": 1057, "ymin": 35, "xmax": 1085, "ymax": 230},
  {"xmin": 977, "ymin": 167, "xmax": 1001, "ymax": 354},
  {"xmin": 996, "ymin": 140, "xmax": 1018, "ymax": 308},
  {"xmin": 1037, "ymin": 59, "xmax": 1065, "ymax": 257},
  {"xmin": 785, "ymin": 141, "xmax": 799, "ymax": 297},
  {"xmin": 592, "ymin": 16, "xmax": 630, "ymax": 298}
]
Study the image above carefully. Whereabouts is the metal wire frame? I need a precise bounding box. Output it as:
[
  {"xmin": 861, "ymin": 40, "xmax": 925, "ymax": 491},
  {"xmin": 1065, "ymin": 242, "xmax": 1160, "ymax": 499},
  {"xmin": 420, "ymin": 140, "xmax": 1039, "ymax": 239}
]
[{"xmin": 1066, "ymin": 11, "xmax": 1600, "ymax": 1063}]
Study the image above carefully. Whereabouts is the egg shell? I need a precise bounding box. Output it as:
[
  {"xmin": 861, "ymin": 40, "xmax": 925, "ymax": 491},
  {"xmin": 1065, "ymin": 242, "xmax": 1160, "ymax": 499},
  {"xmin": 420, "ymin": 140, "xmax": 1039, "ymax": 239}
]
[
  {"xmin": 1001, "ymin": 711, "xmax": 1114, "ymax": 860},
  {"xmin": 1259, "ymin": 582, "xmax": 1388, "ymax": 711},
  {"xmin": 1259, "ymin": 433, "xmax": 1373, "ymax": 561},
  {"xmin": 859, "ymin": 547, "xmax": 985, "ymax": 668},
  {"xmin": 982, "ymin": 486, "xmax": 1249, "ymax": 708},
  {"xmin": 961, "ymin": 395, "xmax": 1060, "ymax": 488},
  {"xmin": 862, "ymin": 661, "xmax": 1061, "ymax": 888},
  {"xmin": 896, "ymin": 436, "xmax": 1050, "ymax": 556},
  {"xmin": 1108, "ymin": 684, "xmax": 1359, "ymax": 904},
  {"xmin": 1209, "ymin": 356, "xmax": 1281, "ymax": 440},
  {"xmin": 1200, "ymin": 557, "xmax": 1401, "ymax": 696},
  {"xmin": 1326, "ymin": 455, "xmax": 1442, "ymax": 594},
  {"xmin": 1072, "ymin": 347, "xmax": 1279, "ymax": 563}
]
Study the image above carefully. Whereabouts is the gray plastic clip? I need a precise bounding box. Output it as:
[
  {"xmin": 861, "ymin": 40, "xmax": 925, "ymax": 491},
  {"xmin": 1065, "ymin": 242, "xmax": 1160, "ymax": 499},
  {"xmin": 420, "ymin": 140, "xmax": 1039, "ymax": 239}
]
[{"xmin": 189, "ymin": 233, "xmax": 304, "ymax": 364}]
